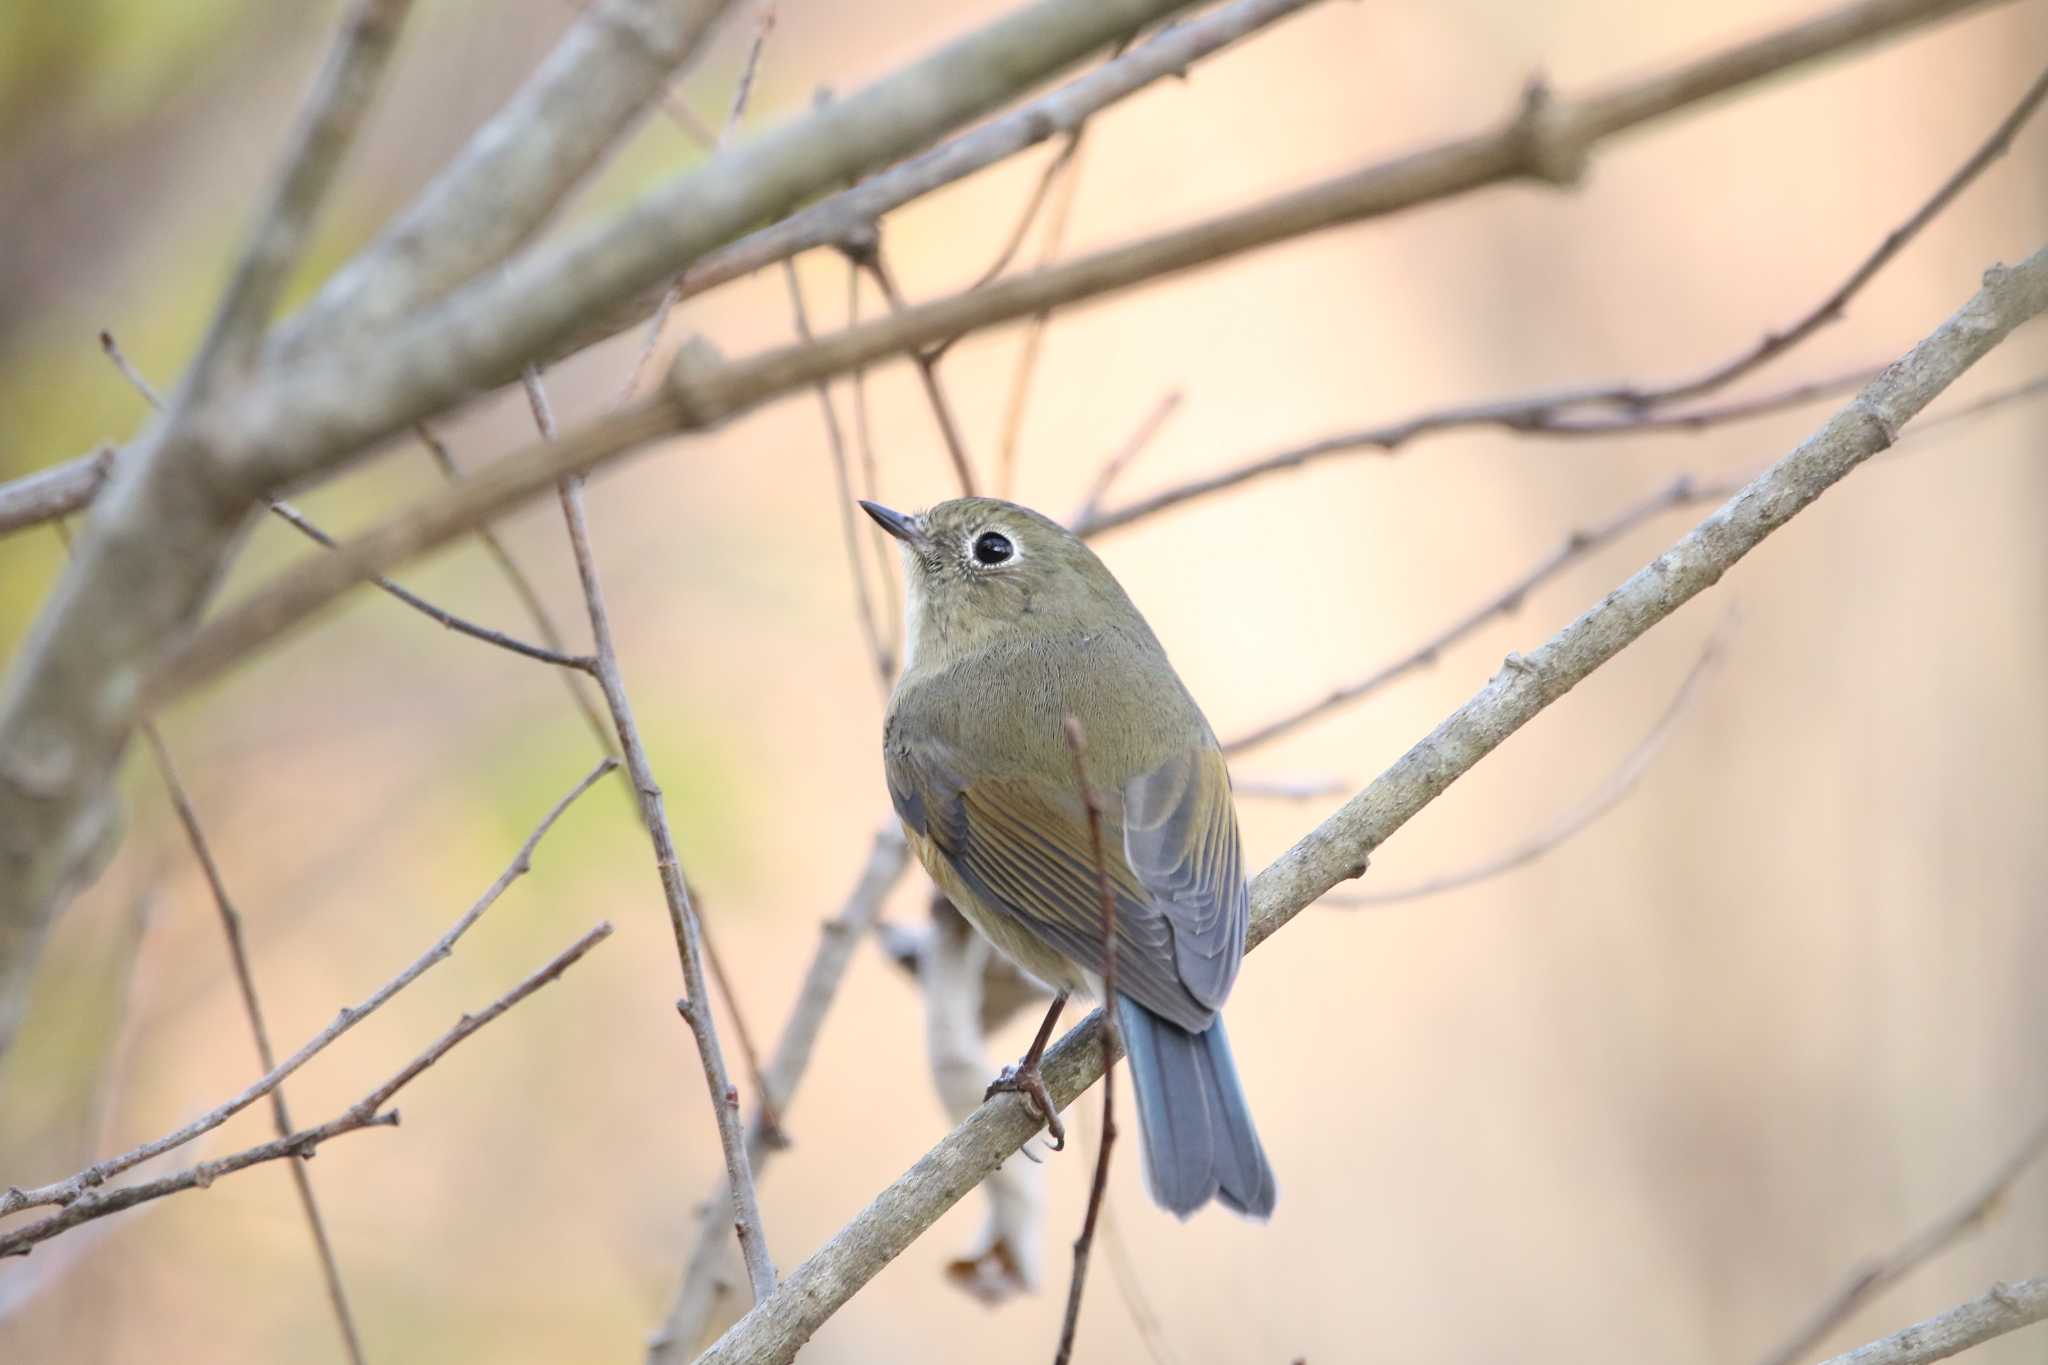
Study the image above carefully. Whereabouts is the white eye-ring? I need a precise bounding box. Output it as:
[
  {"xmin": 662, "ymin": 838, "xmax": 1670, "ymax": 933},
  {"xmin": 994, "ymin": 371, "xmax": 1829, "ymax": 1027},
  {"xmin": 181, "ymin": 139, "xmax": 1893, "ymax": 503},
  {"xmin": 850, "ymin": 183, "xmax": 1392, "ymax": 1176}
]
[{"xmin": 970, "ymin": 529, "xmax": 1016, "ymax": 566}]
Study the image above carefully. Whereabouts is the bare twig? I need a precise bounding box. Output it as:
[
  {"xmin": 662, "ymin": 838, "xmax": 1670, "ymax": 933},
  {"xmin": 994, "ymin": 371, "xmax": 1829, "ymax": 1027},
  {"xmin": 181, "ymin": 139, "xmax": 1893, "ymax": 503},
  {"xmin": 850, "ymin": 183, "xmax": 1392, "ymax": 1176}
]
[
  {"xmin": 98, "ymin": 332, "xmax": 164, "ymax": 408},
  {"xmin": 619, "ymin": 3, "xmax": 781, "ymax": 403},
  {"xmin": 846, "ymin": 263, "xmax": 904, "ymax": 674},
  {"xmin": 0, "ymin": 446, "xmax": 117, "ymax": 537},
  {"xmin": 862, "ymin": 248, "xmax": 981, "ymax": 495},
  {"xmin": 0, "ymin": 923, "xmax": 612, "ymax": 1259},
  {"xmin": 1072, "ymin": 389, "xmax": 1183, "ymax": 525},
  {"xmin": 782, "ymin": 262, "xmax": 894, "ymax": 691},
  {"xmin": 412, "ymin": 424, "xmax": 618, "ymax": 753},
  {"xmin": 150, "ymin": 0, "xmax": 2030, "ymax": 714},
  {"xmin": 137, "ymin": 725, "xmax": 367, "ymax": 1364},
  {"xmin": 1624, "ymin": 62, "xmax": 2048, "ymax": 409},
  {"xmin": 0, "ymin": 758, "xmax": 613, "ymax": 1219},
  {"xmin": 99, "ymin": 328, "xmax": 594, "ymax": 676},
  {"xmin": 1231, "ymin": 775, "xmax": 1351, "ymax": 801},
  {"xmin": 1222, "ymin": 369, "xmax": 2048, "ymax": 754},
  {"xmin": 1759, "ymin": 1115, "xmax": 2048, "ymax": 1365},
  {"xmin": 1322, "ymin": 616, "xmax": 1728, "ymax": 907},
  {"xmin": 1101, "ymin": 1196, "xmax": 1186, "ymax": 1365},
  {"xmin": 523, "ymin": 370, "xmax": 777, "ymax": 1303},
  {"xmin": 695, "ymin": 252, "xmax": 2048, "ymax": 1365},
  {"xmin": 1054, "ymin": 717, "xmax": 1121, "ymax": 1365},
  {"xmin": 996, "ymin": 133, "xmax": 1089, "ymax": 498},
  {"xmin": 1078, "ymin": 62, "xmax": 2048, "ymax": 536},
  {"xmin": 969, "ymin": 134, "xmax": 1085, "ymax": 293},
  {"xmin": 647, "ymin": 828, "xmax": 909, "ymax": 1363},
  {"xmin": 1816, "ymin": 1278, "xmax": 2048, "ymax": 1365}
]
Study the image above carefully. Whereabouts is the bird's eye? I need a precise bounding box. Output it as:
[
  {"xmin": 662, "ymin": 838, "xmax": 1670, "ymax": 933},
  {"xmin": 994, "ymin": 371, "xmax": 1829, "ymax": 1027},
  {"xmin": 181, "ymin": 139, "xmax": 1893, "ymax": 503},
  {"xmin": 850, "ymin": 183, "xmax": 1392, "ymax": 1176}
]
[{"xmin": 972, "ymin": 531, "xmax": 1014, "ymax": 565}]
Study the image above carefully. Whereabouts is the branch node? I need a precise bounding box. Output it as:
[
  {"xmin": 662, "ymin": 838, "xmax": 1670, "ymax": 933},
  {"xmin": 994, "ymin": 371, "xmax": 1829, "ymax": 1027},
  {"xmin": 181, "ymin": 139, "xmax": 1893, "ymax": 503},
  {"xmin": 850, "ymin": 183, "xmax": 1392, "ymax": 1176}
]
[
  {"xmin": 1512, "ymin": 74, "xmax": 1588, "ymax": 188},
  {"xmin": 664, "ymin": 334, "xmax": 731, "ymax": 430}
]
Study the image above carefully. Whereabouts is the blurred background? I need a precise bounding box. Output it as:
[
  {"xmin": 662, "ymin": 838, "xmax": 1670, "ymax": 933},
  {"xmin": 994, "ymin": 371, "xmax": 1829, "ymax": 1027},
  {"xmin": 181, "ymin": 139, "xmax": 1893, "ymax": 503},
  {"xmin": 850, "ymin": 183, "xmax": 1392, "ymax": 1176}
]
[{"xmin": 2, "ymin": 0, "xmax": 2046, "ymax": 1360}]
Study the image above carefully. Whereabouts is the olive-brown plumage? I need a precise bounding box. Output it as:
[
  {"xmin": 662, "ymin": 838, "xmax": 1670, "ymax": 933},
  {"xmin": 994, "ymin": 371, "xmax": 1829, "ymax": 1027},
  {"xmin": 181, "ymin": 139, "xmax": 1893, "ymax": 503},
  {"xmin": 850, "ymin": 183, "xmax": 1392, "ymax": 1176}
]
[{"xmin": 865, "ymin": 496, "xmax": 1275, "ymax": 1219}]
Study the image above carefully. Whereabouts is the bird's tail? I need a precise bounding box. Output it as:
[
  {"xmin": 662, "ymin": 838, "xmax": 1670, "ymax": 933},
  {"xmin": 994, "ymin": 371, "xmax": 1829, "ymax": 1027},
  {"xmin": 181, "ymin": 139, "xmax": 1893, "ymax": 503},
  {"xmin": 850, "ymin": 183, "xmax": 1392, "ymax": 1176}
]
[{"xmin": 1116, "ymin": 997, "xmax": 1276, "ymax": 1219}]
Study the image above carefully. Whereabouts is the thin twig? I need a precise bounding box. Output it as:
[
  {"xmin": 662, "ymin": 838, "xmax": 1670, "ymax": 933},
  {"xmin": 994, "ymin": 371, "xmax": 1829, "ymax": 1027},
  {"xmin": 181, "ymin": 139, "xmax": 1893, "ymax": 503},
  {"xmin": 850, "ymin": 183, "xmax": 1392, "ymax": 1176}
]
[
  {"xmin": 1323, "ymin": 616, "xmax": 1729, "ymax": 907},
  {"xmin": 861, "ymin": 248, "xmax": 980, "ymax": 495},
  {"xmin": 1072, "ymin": 388, "xmax": 1183, "ymax": 525},
  {"xmin": 1231, "ymin": 774, "xmax": 1351, "ymax": 801},
  {"xmin": 1221, "ymin": 369, "xmax": 2048, "ymax": 754},
  {"xmin": 1759, "ymin": 1115, "xmax": 2048, "ymax": 1365},
  {"xmin": 996, "ymin": 133, "xmax": 1089, "ymax": 498},
  {"xmin": 695, "ymin": 247, "xmax": 2048, "ymax": 1365},
  {"xmin": 967, "ymin": 134, "xmax": 1084, "ymax": 292},
  {"xmin": 1054, "ymin": 717, "xmax": 1121, "ymax": 1365},
  {"xmin": 845, "ymin": 262, "xmax": 904, "ymax": 673},
  {"xmin": 783, "ymin": 262, "xmax": 894, "ymax": 692},
  {"xmin": 523, "ymin": 368, "xmax": 777, "ymax": 1303},
  {"xmin": 412, "ymin": 423, "xmax": 618, "ymax": 752},
  {"xmin": 1100, "ymin": 1195, "xmax": 1185, "ymax": 1365},
  {"xmin": 1815, "ymin": 1278, "xmax": 2048, "ymax": 1365},
  {"xmin": 619, "ymin": 3, "xmax": 779, "ymax": 403},
  {"xmin": 137, "ymin": 4, "xmax": 2039, "ymax": 713},
  {"xmin": 0, "ymin": 758, "xmax": 613, "ymax": 1219},
  {"xmin": 137, "ymin": 725, "xmax": 367, "ymax": 1365},
  {"xmin": 1078, "ymin": 64, "xmax": 2048, "ymax": 536},
  {"xmin": 647, "ymin": 828, "xmax": 911, "ymax": 1364},
  {"xmin": 98, "ymin": 329, "xmax": 594, "ymax": 676},
  {"xmin": 98, "ymin": 332, "xmax": 164, "ymax": 408},
  {"xmin": 0, "ymin": 923, "xmax": 613, "ymax": 1259},
  {"xmin": 1622, "ymin": 62, "xmax": 2048, "ymax": 409}
]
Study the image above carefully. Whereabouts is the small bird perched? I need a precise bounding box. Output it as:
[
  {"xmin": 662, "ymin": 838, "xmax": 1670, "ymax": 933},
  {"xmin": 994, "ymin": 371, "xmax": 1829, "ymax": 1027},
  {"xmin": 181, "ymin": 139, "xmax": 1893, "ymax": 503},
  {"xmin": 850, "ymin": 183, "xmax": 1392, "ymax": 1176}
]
[{"xmin": 862, "ymin": 496, "xmax": 1275, "ymax": 1219}]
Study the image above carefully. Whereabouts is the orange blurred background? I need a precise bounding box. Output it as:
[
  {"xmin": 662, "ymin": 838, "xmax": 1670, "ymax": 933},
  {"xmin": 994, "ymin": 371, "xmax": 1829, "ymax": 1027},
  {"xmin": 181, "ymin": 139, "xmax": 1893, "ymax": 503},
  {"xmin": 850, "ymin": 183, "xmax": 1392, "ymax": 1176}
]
[{"xmin": 2, "ymin": 1, "xmax": 2045, "ymax": 1361}]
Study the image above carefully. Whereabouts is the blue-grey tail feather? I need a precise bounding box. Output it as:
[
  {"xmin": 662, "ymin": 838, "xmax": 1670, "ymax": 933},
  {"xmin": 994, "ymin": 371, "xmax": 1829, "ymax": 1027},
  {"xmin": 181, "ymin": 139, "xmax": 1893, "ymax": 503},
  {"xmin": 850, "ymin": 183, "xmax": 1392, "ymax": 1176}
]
[{"xmin": 1117, "ymin": 997, "xmax": 1276, "ymax": 1220}]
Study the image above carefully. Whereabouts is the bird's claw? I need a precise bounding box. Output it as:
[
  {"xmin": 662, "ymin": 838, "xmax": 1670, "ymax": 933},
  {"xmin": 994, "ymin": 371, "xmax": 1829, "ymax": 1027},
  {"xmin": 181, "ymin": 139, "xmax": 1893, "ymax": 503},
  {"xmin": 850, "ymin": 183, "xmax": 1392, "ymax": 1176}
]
[{"xmin": 985, "ymin": 1061, "xmax": 1065, "ymax": 1150}]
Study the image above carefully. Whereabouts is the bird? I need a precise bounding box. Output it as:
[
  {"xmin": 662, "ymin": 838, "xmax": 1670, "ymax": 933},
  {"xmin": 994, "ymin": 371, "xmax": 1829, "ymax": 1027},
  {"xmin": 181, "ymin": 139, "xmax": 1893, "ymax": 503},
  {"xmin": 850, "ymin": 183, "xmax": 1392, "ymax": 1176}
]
[{"xmin": 861, "ymin": 495, "xmax": 1275, "ymax": 1219}]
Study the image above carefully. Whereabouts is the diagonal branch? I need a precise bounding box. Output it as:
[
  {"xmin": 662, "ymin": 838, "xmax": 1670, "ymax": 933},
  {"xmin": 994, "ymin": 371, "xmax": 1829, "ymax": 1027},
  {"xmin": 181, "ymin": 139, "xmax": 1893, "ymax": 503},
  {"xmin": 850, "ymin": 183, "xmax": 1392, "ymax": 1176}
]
[
  {"xmin": 0, "ymin": 922, "xmax": 612, "ymax": 1260},
  {"xmin": 138, "ymin": 725, "xmax": 368, "ymax": 1364},
  {"xmin": 645, "ymin": 827, "xmax": 909, "ymax": 1363},
  {"xmin": 1816, "ymin": 1278, "xmax": 2048, "ymax": 1365},
  {"xmin": 152, "ymin": 0, "xmax": 2024, "ymax": 706},
  {"xmin": 1076, "ymin": 61, "xmax": 2047, "ymax": 536},
  {"xmin": 691, "ymin": 250, "xmax": 2048, "ymax": 1365},
  {"xmin": 1321, "ymin": 613, "xmax": 1728, "ymax": 908},
  {"xmin": 523, "ymin": 373, "xmax": 777, "ymax": 1304},
  {"xmin": 0, "ymin": 758, "xmax": 613, "ymax": 1219},
  {"xmin": 1758, "ymin": 1114, "xmax": 2048, "ymax": 1365},
  {"xmin": 195, "ymin": 0, "xmax": 419, "ymax": 374}
]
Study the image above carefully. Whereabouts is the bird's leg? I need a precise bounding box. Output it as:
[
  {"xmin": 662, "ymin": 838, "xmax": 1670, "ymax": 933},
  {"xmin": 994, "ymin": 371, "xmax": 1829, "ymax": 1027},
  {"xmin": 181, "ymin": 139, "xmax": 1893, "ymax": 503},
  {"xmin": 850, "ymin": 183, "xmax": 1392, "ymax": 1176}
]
[{"xmin": 985, "ymin": 990, "xmax": 1069, "ymax": 1150}]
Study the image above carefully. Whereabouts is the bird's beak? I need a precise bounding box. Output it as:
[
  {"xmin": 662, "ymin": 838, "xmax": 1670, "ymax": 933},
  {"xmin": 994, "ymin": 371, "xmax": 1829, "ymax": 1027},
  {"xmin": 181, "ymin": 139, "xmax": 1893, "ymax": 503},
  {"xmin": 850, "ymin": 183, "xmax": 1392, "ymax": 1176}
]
[{"xmin": 859, "ymin": 500, "xmax": 929, "ymax": 552}]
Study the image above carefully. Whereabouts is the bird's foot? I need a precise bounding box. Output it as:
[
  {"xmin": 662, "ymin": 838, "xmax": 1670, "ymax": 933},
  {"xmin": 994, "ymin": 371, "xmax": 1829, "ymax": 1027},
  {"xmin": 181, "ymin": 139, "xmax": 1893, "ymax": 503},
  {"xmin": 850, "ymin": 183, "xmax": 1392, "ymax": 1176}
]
[{"xmin": 985, "ymin": 1060, "xmax": 1064, "ymax": 1150}]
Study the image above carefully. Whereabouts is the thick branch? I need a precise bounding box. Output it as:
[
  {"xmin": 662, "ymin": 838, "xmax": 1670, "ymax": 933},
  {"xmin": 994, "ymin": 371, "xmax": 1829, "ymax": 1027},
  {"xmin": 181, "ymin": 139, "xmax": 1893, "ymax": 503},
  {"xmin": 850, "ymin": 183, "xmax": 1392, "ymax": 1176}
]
[
  {"xmin": 692, "ymin": 252, "xmax": 2048, "ymax": 1365},
  {"xmin": 151, "ymin": 0, "xmax": 2016, "ymax": 705},
  {"xmin": 0, "ymin": 0, "xmax": 1203, "ymax": 1067}
]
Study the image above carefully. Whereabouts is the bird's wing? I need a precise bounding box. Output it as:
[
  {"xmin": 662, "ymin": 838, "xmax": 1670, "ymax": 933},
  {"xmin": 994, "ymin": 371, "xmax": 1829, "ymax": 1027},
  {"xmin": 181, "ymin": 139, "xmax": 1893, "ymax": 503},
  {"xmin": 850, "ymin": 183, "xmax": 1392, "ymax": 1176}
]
[{"xmin": 886, "ymin": 736, "xmax": 1245, "ymax": 1030}]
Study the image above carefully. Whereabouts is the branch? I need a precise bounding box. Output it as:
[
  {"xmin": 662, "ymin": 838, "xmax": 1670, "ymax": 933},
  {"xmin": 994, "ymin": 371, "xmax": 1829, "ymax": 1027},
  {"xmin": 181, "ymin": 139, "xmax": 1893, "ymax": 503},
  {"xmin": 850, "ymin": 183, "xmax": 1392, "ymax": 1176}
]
[
  {"xmin": 1816, "ymin": 1278, "xmax": 2048, "ymax": 1365},
  {"xmin": 1075, "ymin": 60, "xmax": 2046, "ymax": 535},
  {"xmin": 1072, "ymin": 388, "xmax": 1183, "ymax": 526},
  {"xmin": 1321, "ymin": 612, "xmax": 1728, "ymax": 907},
  {"xmin": 285, "ymin": 0, "xmax": 736, "ymax": 348},
  {"xmin": 646, "ymin": 828, "xmax": 909, "ymax": 1362},
  {"xmin": 526, "ymin": 373, "xmax": 776, "ymax": 1304},
  {"xmin": 0, "ymin": 923, "xmax": 612, "ymax": 1259},
  {"xmin": 193, "ymin": 0, "xmax": 418, "ymax": 374},
  {"xmin": 860, "ymin": 247, "xmax": 982, "ymax": 495},
  {"xmin": 692, "ymin": 252, "xmax": 2048, "ymax": 1365},
  {"xmin": 137, "ymin": 724, "xmax": 367, "ymax": 1364},
  {"xmin": 1759, "ymin": 1115, "xmax": 2048, "ymax": 1365},
  {"xmin": 1218, "ymin": 366, "xmax": 2048, "ymax": 754},
  {"xmin": 0, "ymin": 0, "xmax": 1207, "ymax": 1063},
  {"xmin": 1053, "ymin": 718, "xmax": 1122, "ymax": 1365},
  {"xmin": 0, "ymin": 758, "xmax": 613, "ymax": 1219},
  {"xmin": 152, "ymin": 0, "xmax": 2020, "ymax": 708}
]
